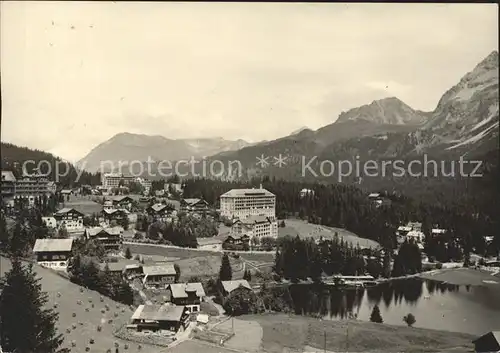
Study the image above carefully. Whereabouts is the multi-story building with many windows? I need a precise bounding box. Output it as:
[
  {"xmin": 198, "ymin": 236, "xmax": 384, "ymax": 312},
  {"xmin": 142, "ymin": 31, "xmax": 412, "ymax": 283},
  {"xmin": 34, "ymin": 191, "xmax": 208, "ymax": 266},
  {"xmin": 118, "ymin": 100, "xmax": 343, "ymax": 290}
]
[
  {"xmin": 101, "ymin": 173, "xmax": 136, "ymax": 190},
  {"xmin": 1, "ymin": 171, "xmax": 54, "ymax": 207},
  {"xmin": 220, "ymin": 186, "xmax": 278, "ymax": 239},
  {"xmin": 231, "ymin": 215, "xmax": 278, "ymax": 239},
  {"xmin": 220, "ymin": 186, "xmax": 276, "ymax": 220}
]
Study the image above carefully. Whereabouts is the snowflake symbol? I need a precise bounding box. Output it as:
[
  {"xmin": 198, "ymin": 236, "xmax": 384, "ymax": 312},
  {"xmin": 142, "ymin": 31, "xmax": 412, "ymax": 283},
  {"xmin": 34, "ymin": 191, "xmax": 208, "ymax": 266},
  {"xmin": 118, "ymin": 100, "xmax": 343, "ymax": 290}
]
[
  {"xmin": 273, "ymin": 154, "xmax": 287, "ymax": 168},
  {"xmin": 256, "ymin": 154, "xmax": 270, "ymax": 168}
]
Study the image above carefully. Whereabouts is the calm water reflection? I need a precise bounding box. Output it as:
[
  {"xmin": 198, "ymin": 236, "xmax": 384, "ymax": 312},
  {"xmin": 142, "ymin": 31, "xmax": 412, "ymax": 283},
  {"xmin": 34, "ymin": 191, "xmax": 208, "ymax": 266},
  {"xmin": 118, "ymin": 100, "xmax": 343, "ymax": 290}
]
[{"xmin": 288, "ymin": 279, "xmax": 500, "ymax": 335}]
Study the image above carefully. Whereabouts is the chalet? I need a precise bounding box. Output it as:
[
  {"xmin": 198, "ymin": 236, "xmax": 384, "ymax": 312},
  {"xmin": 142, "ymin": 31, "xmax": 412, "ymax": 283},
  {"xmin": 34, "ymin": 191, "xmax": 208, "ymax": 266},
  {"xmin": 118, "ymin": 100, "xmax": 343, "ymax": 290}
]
[
  {"xmin": 220, "ymin": 280, "xmax": 252, "ymax": 297},
  {"xmin": 130, "ymin": 304, "xmax": 189, "ymax": 332},
  {"xmin": 165, "ymin": 283, "xmax": 206, "ymax": 313},
  {"xmin": 110, "ymin": 195, "xmax": 134, "ymax": 210},
  {"xmin": 42, "ymin": 216, "xmax": 57, "ymax": 229},
  {"xmin": 99, "ymin": 262, "xmax": 128, "ymax": 275},
  {"xmin": 33, "ymin": 238, "xmax": 74, "ymax": 270},
  {"xmin": 180, "ymin": 198, "xmax": 209, "ymax": 216},
  {"xmin": 85, "ymin": 226, "xmax": 123, "ymax": 251},
  {"xmin": 53, "ymin": 208, "xmax": 84, "ymax": 232},
  {"xmin": 102, "ymin": 208, "xmax": 129, "ymax": 225},
  {"xmin": 103, "ymin": 200, "xmax": 114, "ymax": 211},
  {"xmin": 472, "ymin": 331, "xmax": 500, "ymax": 353},
  {"xmin": 146, "ymin": 203, "xmax": 173, "ymax": 221},
  {"xmin": 222, "ymin": 234, "xmax": 250, "ymax": 251},
  {"xmin": 124, "ymin": 264, "xmax": 144, "ymax": 279},
  {"xmin": 142, "ymin": 264, "xmax": 177, "ymax": 289}
]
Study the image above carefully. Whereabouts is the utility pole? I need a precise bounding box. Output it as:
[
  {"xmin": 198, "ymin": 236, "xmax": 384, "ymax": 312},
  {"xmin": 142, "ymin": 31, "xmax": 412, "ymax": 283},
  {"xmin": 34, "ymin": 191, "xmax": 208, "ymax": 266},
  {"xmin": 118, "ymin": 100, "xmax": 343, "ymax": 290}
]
[
  {"xmin": 346, "ymin": 322, "xmax": 349, "ymax": 352},
  {"xmin": 324, "ymin": 330, "xmax": 326, "ymax": 353}
]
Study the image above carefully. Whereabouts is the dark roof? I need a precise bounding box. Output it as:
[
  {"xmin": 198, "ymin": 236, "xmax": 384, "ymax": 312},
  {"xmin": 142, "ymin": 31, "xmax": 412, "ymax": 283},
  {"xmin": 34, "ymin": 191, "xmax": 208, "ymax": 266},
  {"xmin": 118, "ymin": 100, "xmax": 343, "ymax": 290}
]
[
  {"xmin": 472, "ymin": 331, "xmax": 500, "ymax": 350},
  {"xmin": 54, "ymin": 208, "xmax": 83, "ymax": 216}
]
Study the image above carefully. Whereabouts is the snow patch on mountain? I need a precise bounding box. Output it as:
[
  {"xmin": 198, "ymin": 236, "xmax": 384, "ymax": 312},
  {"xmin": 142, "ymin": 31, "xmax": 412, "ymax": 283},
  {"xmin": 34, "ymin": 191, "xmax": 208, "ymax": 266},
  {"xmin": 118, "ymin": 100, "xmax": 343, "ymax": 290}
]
[{"xmin": 446, "ymin": 121, "xmax": 499, "ymax": 150}]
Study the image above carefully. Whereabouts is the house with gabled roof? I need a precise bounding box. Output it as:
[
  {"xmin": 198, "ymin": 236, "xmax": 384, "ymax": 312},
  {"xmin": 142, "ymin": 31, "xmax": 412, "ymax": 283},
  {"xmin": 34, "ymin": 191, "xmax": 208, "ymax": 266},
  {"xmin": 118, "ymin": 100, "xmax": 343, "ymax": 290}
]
[
  {"xmin": 220, "ymin": 279, "xmax": 252, "ymax": 297},
  {"xmin": 84, "ymin": 226, "xmax": 123, "ymax": 251},
  {"xmin": 33, "ymin": 238, "xmax": 74, "ymax": 270},
  {"xmin": 102, "ymin": 208, "xmax": 129, "ymax": 225},
  {"xmin": 146, "ymin": 203, "xmax": 175, "ymax": 222},
  {"xmin": 165, "ymin": 283, "xmax": 206, "ymax": 312},
  {"xmin": 180, "ymin": 198, "xmax": 209, "ymax": 216},
  {"xmin": 130, "ymin": 304, "xmax": 189, "ymax": 332},
  {"xmin": 142, "ymin": 264, "xmax": 177, "ymax": 289},
  {"xmin": 53, "ymin": 207, "xmax": 84, "ymax": 233}
]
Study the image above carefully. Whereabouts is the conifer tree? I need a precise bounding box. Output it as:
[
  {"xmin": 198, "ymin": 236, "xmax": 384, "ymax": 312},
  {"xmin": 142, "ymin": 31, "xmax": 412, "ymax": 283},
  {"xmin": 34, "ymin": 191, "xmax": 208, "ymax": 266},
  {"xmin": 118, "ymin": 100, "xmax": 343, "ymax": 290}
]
[
  {"xmin": 0, "ymin": 258, "xmax": 68, "ymax": 352},
  {"xmin": 369, "ymin": 305, "xmax": 383, "ymax": 323},
  {"xmin": 219, "ymin": 253, "xmax": 232, "ymax": 281}
]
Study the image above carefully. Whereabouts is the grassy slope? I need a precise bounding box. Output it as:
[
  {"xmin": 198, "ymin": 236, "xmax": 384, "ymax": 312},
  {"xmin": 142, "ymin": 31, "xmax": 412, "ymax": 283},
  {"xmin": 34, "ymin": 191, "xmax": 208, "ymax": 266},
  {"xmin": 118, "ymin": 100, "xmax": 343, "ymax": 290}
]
[
  {"xmin": 242, "ymin": 314, "xmax": 475, "ymax": 353},
  {"xmin": 420, "ymin": 268, "xmax": 500, "ymax": 286},
  {"xmin": 279, "ymin": 219, "xmax": 381, "ymax": 248},
  {"xmin": 0, "ymin": 256, "xmax": 158, "ymax": 353}
]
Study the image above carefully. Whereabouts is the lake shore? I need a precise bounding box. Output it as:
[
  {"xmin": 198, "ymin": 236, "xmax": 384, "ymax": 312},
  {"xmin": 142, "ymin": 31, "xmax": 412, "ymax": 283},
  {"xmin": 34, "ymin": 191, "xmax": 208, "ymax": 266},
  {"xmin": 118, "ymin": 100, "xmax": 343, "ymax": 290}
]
[
  {"xmin": 419, "ymin": 267, "xmax": 500, "ymax": 286},
  {"xmin": 240, "ymin": 313, "xmax": 476, "ymax": 353}
]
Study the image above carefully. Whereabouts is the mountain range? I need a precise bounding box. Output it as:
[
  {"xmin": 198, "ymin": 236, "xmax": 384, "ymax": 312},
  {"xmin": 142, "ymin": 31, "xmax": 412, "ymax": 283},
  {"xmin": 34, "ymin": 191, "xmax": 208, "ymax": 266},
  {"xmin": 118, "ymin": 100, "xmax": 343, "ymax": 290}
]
[
  {"xmin": 77, "ymin": 134, "xmax": 252, "ymax": 173},
  {"xmin": 58, "ymin": 51, "xmax": 500, "ymax": 196}
]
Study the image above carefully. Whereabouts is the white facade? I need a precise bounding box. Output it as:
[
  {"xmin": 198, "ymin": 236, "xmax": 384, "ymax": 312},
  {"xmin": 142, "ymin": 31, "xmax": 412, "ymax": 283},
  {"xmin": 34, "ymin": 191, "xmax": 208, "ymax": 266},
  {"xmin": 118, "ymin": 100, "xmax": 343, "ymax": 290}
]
[
  {"xmin": 102, "ymin": 173, "xmax": 135, "ymax": 190},
  {"xmin": 231, "ymin": 215, "xmax": 278, "ymax": 239},
  {"xmin": 220, "ymin": 187, "xmax": 276, "ymax": 220},
  {"xmin": 42, "ymin": 217, "xmax": 57, "ymax": 228}
]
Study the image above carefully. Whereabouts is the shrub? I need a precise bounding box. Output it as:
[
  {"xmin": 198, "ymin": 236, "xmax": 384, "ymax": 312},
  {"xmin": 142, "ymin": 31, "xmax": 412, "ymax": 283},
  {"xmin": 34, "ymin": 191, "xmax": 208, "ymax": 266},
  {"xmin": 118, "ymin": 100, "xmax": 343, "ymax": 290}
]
[
  {"xmin": 66, "ymin": 328, "xmax": 71, "ymax": 334},
  {"xmin": 97, "ymin": 325, "xmax": 102, "ymax": 332},
  {"xmin": 138, "ymin": 345, "xmax": 142, "ymax": 350},
  {"xmin": 114, "ymin": 312, "xmax": 119, "ymax": 317},
  {"xmin": 90, "ymin": 338, "xmax": 95, "ymax": 344},
  {"xmin": 72, "ymin": 323, "xmax": 77, "ymax": 329},
  {"xmin": 54, "ymin": 303, "xmax": 58, "ymax": 309},
  {"xmin": 80, "ymin": 287, "xmax": 84, "ymax": 293},
  {"xmin": 403, "ymin": 313, "xmax": 416, "ymax": 327},
  {"xmin": 85, "ymin": 308, "xmax": 90, "ymax": 312},
  {"xmin": 101, "ymin": 309, "xmax": 106, "ymax": 314},
  {"xmin": 436, "ymin": 263, "xmax": 443, "ymax": 269},
  {"xmin": 124, "ymin": 344, "xmax": 129, "ymax": 350},
  {"xmin": 108, "ymin": 319, "xmax": 113, "ymax": 324},
  {"xmin": 72, "ymin": 312, "xmax": 77, "ymax": 318},
  {"xmin": 85, "ymin": 347, "xmax": 90, "ymax": 352},
  {"xmin": 92, "ymin": 303, "xmax": 95, "ymax": 308},
  {"xmin": 115, "ymin": 342, "xmax": 119, "ymax": 348}
]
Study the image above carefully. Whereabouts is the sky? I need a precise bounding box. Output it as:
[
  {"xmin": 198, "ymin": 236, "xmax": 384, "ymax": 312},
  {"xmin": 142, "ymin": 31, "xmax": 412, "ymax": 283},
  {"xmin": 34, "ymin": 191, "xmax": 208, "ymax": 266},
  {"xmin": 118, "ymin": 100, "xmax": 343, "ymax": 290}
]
[{"xmin": 1, "ymin": 2, "xmax": 498, "ymax": 162}]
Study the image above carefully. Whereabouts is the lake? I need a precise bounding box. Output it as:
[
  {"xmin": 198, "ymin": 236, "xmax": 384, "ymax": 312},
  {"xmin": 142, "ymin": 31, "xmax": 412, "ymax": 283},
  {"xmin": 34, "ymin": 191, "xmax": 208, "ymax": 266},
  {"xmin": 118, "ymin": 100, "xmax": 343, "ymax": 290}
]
[{"xmin": 288, "ymin": 278, "xmax": 500, "ymax": 335}]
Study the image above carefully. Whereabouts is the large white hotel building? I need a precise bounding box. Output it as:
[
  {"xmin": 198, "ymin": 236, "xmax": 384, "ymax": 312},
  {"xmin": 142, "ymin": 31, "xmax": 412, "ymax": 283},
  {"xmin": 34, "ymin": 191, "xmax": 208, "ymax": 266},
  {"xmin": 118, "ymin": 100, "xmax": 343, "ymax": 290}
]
[{"xmin": 220, "ymin": 186, "xmax": 278, "ymax": 238}]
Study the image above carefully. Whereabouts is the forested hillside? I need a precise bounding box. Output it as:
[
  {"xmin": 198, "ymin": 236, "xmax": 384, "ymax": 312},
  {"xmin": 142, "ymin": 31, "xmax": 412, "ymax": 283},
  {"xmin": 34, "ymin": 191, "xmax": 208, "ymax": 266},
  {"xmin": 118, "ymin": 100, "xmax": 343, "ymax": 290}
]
[{"xmin": 1, "ymin": 142, "xmax": 100, "ymax": 186}]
